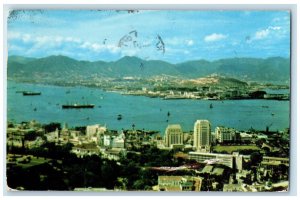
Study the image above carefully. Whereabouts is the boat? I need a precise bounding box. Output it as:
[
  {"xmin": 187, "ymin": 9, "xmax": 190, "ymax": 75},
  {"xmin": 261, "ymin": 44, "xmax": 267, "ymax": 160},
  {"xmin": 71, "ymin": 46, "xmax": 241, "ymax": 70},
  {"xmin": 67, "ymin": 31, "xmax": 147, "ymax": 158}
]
[
  {"xmin": 22, "ymin": 91, "xmax": 41, "ymax": 96},
  {"xmin": 210, "ymin": 103, "xmax": 213, "ymax": 109},
  {"xmin": 62, "ymin": 104, "xmax": 95, "ymax": 109},
  {"xmin": 117, "ymin": 114, "xmax": 122, "ymax": 120}
]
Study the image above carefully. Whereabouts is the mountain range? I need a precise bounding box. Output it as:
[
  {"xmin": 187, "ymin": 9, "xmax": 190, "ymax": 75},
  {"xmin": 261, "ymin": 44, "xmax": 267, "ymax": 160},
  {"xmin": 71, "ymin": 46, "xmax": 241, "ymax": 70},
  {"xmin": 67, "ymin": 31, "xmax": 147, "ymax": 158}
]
[{"xmin": 7, "ymin": 55, "xmax": 290, "ymax": 82}]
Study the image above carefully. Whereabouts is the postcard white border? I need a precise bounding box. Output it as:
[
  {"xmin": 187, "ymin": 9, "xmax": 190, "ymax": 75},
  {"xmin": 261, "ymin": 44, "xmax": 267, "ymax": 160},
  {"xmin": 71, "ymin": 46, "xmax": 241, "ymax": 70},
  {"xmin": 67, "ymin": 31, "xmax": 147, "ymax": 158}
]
[{"xmin": 1, "ymin": 1, "xmax": 298, "ymax": 199}]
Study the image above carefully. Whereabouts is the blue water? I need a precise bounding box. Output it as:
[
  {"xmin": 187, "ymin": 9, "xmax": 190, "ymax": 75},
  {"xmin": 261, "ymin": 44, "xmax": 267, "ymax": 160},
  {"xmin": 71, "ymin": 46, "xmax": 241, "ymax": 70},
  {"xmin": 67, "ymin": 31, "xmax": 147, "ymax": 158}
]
[{"xmin": 7, "ymin": 81, "xmax": 290, "ymax": 134}]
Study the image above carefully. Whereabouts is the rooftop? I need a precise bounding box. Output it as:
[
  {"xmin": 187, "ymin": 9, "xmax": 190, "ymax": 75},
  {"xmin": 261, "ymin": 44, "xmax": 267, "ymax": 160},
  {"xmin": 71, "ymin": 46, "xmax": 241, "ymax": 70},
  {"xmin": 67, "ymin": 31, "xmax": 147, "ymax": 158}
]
[
  {"xmin": 201, "ymin": 165, "xmax": 213, "ymax": 174},
  {"xmin": 212, "ymin": 168, "xmax": 224, "ymax": 176},
  {"xmin": 74, "ymin": 143, "xmax": 98, "ymax": 150},
  {"xmin": 166, "ymin": 124, "xmax": 182, "ymax": 130},
  {"xmin": 159, "ymin": 176, "xmax": 183, "ymax": 182}
]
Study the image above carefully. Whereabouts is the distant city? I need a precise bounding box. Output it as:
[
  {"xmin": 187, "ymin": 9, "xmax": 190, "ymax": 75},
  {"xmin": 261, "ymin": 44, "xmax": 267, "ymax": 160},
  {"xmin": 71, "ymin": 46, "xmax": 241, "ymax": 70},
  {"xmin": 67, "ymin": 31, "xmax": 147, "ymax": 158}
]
[{"xmin": 7, "ymin": 117, "xmax": 289, "ymax": 191}]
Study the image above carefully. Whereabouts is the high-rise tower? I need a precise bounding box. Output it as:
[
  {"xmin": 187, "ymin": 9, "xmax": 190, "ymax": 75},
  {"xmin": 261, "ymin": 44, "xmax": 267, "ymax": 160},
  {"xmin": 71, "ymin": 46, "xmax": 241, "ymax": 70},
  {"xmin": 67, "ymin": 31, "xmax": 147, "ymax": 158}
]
[
  {"xmin": 193, "ymin": 120, "xmax": 211, "ymax": 152},
  {"xmin": 165, "ymin": 124, "xmax": 183, "ymax": 148}
]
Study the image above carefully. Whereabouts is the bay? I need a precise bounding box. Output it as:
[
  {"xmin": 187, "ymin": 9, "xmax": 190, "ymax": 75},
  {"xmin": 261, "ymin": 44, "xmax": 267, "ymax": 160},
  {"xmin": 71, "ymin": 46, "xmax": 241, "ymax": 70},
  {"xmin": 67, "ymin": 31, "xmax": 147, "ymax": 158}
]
[{"xmin": 7, "ymin": 81, "xmax": 290, "ymax": 134}]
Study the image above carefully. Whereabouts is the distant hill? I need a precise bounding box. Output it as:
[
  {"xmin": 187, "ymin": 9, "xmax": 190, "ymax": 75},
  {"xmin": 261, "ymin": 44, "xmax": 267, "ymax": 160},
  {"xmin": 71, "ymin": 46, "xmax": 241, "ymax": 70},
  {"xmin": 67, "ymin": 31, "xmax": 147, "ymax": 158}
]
[
  {"xmin": 7, "ymin": 55, "xmax": 290, "ymax": 82},
  {"xmin": 8, "ymin": 55, "xmax": 36, "ymax": 64}
]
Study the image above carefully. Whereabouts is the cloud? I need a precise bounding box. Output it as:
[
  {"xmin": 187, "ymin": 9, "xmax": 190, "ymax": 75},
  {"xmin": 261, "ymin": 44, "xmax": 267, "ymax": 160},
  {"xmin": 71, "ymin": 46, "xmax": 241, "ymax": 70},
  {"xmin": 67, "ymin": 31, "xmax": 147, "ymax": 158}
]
[
  {"xmin": 8, "ymin": 31, "xmax": 31, "ymax": 43},
  {"xmin": 254, "ymin": 26, "xmax": 282, "ymax": 40},
  {"xmin": 186, "ymin": 40, "xmax": 194, "ymax": 46},
  {"xmin": 65, "ymin": 37, "xmax": 81, "ymax": 43},
  {"xmin": 269, "ymin": 26, "xmax": 281, "ymax": 30},
  {"xmin": 7, "ymin": 31, "xmax": 21, "ymax": 40},
  {"xmin": 79, "ymin": 41, "xmax": 120, "ymax": 54},
  {"xmin": 204, "ymin": 33, "xmax": 227, "ymax": 42},
  {"xmin": 8, "ymin": 32, "xmax": 121, "ymax": 56},
  {"xmin": 164, "ymin": 37, "xmax": 194, "ymax": 46},
  {"xmin": 255, "ymin": 29, "xmax": 270, "ymax": 39}
]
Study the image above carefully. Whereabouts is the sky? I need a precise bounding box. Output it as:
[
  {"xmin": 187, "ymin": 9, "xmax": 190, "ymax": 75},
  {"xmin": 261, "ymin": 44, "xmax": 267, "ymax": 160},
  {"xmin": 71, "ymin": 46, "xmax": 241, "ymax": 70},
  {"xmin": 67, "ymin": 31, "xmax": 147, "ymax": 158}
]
[{"xmin": 7, "ymin": 10, "xmax": 290, "ymax": 63}]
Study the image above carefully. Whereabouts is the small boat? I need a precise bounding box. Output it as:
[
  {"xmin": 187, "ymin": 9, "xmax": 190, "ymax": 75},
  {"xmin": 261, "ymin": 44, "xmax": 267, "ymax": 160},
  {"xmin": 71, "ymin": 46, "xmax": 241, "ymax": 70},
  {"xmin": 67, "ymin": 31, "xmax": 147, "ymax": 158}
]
[
  {"xmin": 22, "ymin": 91, "xmax": 41, "ymax": 96},
  {"xmin": 167, "ymin": 111, "xmax": 170, "ymax": 117},
  {"xmin": 117, "ymin": 114, "xmax": 122, "ymax": 120},
  {"xmin": 210, "ymin": 103, "xmax": 213, "ymax": 109}
]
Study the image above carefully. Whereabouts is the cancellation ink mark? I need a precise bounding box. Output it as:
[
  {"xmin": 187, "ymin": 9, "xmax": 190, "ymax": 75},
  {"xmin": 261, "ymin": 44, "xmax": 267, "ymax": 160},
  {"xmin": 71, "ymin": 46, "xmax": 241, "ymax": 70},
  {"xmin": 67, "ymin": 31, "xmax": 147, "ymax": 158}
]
[{"xmin": 156, "ymin": 34, "xmax": 165, "ymax": 54}]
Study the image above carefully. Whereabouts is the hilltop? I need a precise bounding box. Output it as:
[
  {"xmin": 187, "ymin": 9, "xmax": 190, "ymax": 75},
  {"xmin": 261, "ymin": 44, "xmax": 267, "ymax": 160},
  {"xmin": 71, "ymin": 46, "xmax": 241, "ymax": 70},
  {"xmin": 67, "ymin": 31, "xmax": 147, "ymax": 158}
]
[{"xmin": 7, "ymin": 55, "xmax": 290, "ymax": 82}]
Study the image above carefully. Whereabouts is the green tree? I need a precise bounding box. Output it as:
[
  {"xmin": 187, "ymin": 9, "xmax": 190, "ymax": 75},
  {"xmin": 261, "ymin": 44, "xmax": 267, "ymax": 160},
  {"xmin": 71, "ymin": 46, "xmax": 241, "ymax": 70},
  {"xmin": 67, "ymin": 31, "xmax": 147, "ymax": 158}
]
[{"xmin": 250, "ymin": 152, "xmax": 263, "ymax": 166}]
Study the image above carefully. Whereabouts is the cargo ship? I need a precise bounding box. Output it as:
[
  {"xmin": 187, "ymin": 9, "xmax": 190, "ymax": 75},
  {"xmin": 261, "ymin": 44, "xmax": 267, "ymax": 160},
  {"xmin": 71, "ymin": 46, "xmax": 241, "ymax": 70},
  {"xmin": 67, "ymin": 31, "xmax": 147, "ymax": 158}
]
[
  {"xmin": 22, "ymin": 91, "xmax": 41, "ymax": 96},
  {"xmin": 62, "ymin": 104, "xmax": 95, "ymax": 109}
]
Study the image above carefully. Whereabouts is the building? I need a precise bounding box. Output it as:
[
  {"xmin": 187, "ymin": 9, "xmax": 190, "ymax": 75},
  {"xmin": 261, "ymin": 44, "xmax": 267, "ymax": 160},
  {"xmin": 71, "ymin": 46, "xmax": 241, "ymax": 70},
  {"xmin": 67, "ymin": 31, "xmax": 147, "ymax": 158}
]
[
  {"xmin": 164, "ymin": 124, "xmax": 183, "ymax": 148},
  {"xmin": 223, "ymin": 183, "xmax": 244, "ymax": 192},
  {"xmin": 158, "ymin": 176, "xmax": 182, "ymax": 191},
  {"xmin": 86, "ymin": 124, "xmax": 107, "ymax": 138},
  {"xmin": 72, "ymin": 143, "xmax": 100, "ymax": 157},
  {"xmin": 45, "ymin": 129, "xmax": 59, "ymax": 142},
  {"xmin": 102, "ymin": 148, "xmax": 126, "ymax": 161},
  {"xmin": 193, "ymin": 120, "xmax": 211, "ymax": 152},
  {"xmin": 260, "ymin": 156, "xmax": 289, "ymax": 169},
  {"xmin": 239, "ymin": 132, "xmax": 253, "ymax": 143},
  {"xmin": 112, "ymin": 135, "xmax": 125, "ymax": 148},
  {"xmin": 158, "ymin": 176, "xmax": 203, "ymax": 191},
  {"xmin": 189, "ymin": 152, "xmax": 234, "ymax": 168},
  {"xmin": 103, "ymin": 135, "xmax": 112, "ymax": 147},
  {"xmin": 189, "ymin": 151, "xmax": 289, "ymax": 172},
  {"xmin": 215, "ymin": 126, "xmax": 236, "ymax": 143}
]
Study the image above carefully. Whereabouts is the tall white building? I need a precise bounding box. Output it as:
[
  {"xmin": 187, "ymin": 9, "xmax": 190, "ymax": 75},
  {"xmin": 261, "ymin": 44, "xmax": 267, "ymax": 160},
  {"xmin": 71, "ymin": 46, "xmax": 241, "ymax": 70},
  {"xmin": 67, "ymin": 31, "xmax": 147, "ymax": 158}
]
[
  {"xmin": 165, "ymin": 124, "xmax": 183, "ymax": 148},
  {"xmin": 193, "ymin": 120, "xmax": 211, "ymax": 152}
]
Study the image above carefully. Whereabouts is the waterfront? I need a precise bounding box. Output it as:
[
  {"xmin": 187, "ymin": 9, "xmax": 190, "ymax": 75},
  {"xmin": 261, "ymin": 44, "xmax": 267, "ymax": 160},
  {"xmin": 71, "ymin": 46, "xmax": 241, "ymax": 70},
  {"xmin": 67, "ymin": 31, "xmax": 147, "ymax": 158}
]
[{"xmin": 7, "ymin": 81, "xmax": 290, "ymax": 133}]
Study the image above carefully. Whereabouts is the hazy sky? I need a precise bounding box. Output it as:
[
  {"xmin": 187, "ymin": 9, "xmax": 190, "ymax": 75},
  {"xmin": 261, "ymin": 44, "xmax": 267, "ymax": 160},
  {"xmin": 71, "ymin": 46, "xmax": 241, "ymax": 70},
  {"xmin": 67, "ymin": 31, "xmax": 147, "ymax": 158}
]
[{"xmin": 7, "ymin": 10, "xmax": 290, "ymax": 63}]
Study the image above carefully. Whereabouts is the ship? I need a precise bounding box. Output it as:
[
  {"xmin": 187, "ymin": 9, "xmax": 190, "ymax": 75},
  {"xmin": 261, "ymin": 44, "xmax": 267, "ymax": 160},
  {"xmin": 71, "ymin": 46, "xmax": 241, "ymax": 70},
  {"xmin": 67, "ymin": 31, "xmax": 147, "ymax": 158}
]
[
  {"xmin": 22, "ymin": 91, "xmax": 41, "ymax": 96},
  {"xmin": 62, "ymin": 103, "xmax": 95, "ymax": 109}
]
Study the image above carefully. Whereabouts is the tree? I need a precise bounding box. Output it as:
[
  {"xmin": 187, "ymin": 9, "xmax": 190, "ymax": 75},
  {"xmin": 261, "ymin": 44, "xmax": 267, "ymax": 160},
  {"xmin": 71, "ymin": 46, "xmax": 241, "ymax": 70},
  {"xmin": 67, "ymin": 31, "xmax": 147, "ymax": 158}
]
[
  {"xmin": 43, "ymin": 122, "xmax": 61, "ymax": 133},
  {"xmin": 249, "ymin": 152, "xmax": 263, "ymax": 183},
  {"xmin": 250, "ymin": 152, "xmax": 263, "ymax": 166}
]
